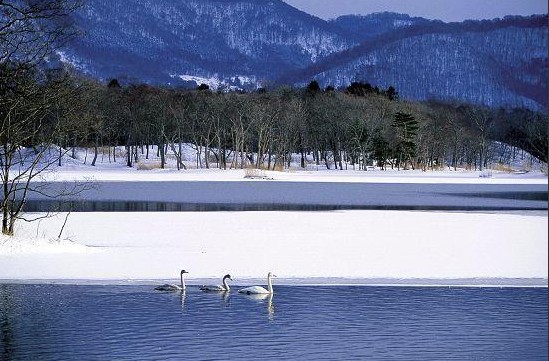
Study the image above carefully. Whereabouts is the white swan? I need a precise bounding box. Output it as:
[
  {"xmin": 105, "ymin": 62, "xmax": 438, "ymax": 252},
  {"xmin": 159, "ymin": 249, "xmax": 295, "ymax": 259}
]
[
  {"xmin": 155, "ymin": 270, "xmax": 188, "ymax": 292},
  {"xmin": 238, "ymin": 272, "xmax": 276, "ymax": 295},
  {"xmin": 200, "ymin": 274, "xmax": 233, "ymax": 292}
]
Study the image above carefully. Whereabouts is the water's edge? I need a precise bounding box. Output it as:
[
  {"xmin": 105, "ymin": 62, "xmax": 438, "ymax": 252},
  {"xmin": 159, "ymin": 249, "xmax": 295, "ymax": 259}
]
[{"xmin": 2, "ymin": 277, "xmax": 547, "ymax": 287}]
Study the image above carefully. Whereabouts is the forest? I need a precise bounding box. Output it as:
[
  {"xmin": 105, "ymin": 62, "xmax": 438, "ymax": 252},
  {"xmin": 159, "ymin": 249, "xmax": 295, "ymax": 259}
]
[{"xmin": 3, "ymin": 68, "xmax": 549, "ymax": 173}]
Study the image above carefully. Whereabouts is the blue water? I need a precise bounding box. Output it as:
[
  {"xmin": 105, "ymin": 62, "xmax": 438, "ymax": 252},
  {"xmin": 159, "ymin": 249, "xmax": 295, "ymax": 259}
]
[{"xmin": 1, "ymin": 285, "xmax": 547, "ymax": 360}]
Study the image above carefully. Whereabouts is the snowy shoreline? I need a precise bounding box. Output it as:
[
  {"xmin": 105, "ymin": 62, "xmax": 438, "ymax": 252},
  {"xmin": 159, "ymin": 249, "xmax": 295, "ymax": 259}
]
[
  {"xmin": 2, "ymin": 278, "xmax": 547, "ymax": 288},
  {"xmin": 1, "ymin": 167, "xmax": 547, "ymax": 286},
  {"xmin": 42, "ymin": 165, "xmax": 549, "ymax": 184}
]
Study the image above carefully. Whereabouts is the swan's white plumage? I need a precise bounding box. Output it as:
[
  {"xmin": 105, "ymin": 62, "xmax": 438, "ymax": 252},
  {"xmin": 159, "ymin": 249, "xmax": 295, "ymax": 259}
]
[
  {"xmin": 238, "ymin": 272, "xmax": 275, "ymax": 295},
  {"xmin": 238, "ymin": 285, "xmax": 270, "ymax": 294}
]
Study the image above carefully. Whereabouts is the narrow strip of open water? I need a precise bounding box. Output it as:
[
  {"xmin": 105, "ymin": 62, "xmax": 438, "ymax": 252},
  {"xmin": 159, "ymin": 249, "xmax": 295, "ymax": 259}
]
[
  {"xmin": 1, "ymin": 284, "xmax": 547, "ymax": 360},
  {"xmin": 23, "ymin": 181, "xmax": 548, "ymax": 212},
  {"xmin": 22, "ymin": 196, "xmax": 548, "ymax": 212}
]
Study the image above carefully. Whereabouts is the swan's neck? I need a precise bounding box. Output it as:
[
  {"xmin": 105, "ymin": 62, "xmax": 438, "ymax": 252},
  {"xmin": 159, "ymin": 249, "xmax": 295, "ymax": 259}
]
[
  {"xmin": 180, "ymin": 273, "xmax": 186, "ymax": 290},
  {"xmin": 267, "ymin": 275, "xmax": 273, "ymax": 294},
  {"xmin": 223, "ymin": 278, "xmax": 230, "ymax": 291}
]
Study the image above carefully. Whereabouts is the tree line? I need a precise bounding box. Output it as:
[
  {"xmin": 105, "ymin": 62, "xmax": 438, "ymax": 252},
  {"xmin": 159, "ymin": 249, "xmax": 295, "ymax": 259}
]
[{"xmin": 56, "ymin": 78, "xmax": 547, "ymax": 173}]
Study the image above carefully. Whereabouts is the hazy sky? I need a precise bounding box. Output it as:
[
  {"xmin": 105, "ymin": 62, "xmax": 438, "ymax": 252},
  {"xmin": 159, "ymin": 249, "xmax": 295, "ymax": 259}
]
[{"xmin": 282, "ymin": 0, "xmax": 548, "ymax": 22}]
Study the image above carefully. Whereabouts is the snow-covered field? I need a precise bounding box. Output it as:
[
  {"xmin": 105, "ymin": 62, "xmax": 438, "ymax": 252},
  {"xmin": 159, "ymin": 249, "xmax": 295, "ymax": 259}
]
[
  {"xmin": 1, "ymin": 210, "xmax": 547, "ymax": 286},
  {"xmin": 1, "ymin": 148, "xmax": 547, "ymax": 286}
]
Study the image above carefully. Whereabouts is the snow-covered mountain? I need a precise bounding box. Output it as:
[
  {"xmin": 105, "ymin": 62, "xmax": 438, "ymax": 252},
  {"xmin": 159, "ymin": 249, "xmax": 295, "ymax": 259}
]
[
  {"xmin": 61, "ymin": 0, "xmax": 355, "ymax": 88},
  {"xmin": 290, "ymin": 15, "xmax": 548, "ymax": 110},
  {"xmin": 59, "ymin": 1, "xmax": 548, "ymax": 110}
]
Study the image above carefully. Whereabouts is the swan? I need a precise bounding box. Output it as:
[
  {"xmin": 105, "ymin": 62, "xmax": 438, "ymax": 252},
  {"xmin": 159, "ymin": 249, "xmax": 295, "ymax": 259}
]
[
  {"xmin": 200, "ymin": 274, "xmax": 232, "ymax": 292},
  {"xmin": 155, "ymin": 270, "xmax": 188, "ymax": 292},
  {"xmin": 238, "ymin": 272, "xmax": 276, "ymax": 295}
]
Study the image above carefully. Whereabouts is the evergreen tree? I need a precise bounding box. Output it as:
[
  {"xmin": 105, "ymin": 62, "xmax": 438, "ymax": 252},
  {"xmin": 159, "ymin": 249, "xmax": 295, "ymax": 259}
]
[
  {"xmin": 107, "ymin": 78, "xmax": 121, "ymax": 88},
  {"xmin": 306, "ymin": 80, "xmax": 320, "ymax": 95},
  {"xmin": 385, "ymin": 86, "xmax": 398, "ymax": 101},
  {"xmin": 346, "ymin": 82, "xmax": 375, "ymax": 97},
  {"xmin": 371, "ymin": 128, "xmax": 389, "ymax": 170},
  {"xmin": 392, "ymin": 112, "xmax": 419, "ymax": 169},
  {"xmin": 197, "ymin": 83, "xmax": 210, "ymax": 91}
]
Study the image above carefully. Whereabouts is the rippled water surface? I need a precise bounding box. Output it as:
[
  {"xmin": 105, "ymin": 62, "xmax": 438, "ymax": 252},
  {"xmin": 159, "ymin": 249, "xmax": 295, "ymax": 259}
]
[{"xmin": 1, "ymin": 285, "xmax": 547, "ymax": 360}]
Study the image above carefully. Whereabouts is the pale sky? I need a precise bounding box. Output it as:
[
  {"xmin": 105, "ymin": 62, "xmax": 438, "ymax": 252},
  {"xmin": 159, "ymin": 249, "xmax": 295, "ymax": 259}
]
[{"xmin": 283, "ymin": 0, "xmax": 548, "ymax": 22}]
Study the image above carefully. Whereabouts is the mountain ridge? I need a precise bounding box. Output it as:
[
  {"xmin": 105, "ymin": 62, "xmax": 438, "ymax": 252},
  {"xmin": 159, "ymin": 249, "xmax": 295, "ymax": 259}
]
[
  {"xmin": 63, "ymin": 0, "xmax": 356, "ymax": 87},
  {"xmin": 279, "ymin": 14, "xmax": 548, "ymax": 110},
  {"xmin": 59, "ymin": 1, "xmax": 548, "ymax": 110}
]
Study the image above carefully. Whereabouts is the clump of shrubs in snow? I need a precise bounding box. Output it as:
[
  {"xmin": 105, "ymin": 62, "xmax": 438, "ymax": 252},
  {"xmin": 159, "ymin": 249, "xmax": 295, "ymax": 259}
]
[
  {"xmin": 243, "ymin": 167, "xmax": 272, "ymax": 180},
  {"xmin": 479, "ymin": 170, "xmax": 493, "ymax": 178}
]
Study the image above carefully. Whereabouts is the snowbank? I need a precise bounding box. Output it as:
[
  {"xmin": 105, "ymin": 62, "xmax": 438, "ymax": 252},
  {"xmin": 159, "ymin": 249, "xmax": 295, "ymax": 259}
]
[
  {"xmin": 1, "ymin": 211, "xmax": 546, "ymax": 285},
  {"xmin": 0, "ymin": 235, "xmax": 92, "ymax": 255}
]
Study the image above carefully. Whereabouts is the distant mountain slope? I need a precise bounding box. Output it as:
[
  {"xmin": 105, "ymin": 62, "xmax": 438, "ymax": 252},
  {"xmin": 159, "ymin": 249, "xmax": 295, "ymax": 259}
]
[
  {"xmin": 329, "ymin": 12, "xmax": 433, "ymax": 42},
  {"xmin": 58, "ymin": 1, "xmax": 548, "ymax": 110},
  {"xmin": 61, "ymin": 0, "xmax": 355, "ymax": 87},
  {"xmin": 283, "ymin": 15, "xmax": 548, "ymax": 110}
]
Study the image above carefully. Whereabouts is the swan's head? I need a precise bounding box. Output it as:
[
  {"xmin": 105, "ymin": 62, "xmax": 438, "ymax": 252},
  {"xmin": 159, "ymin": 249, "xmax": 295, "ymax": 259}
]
[
  {"xmin": 181, "ymin": 270, "xmax": 189, "ymax": 275},
  {"xmin": 268, "ymin": 272, "xmax": 277, "ymax": 278},
  {"xmin": 223, "ymin": 274, "xmax": 232, "ymax": 281}
]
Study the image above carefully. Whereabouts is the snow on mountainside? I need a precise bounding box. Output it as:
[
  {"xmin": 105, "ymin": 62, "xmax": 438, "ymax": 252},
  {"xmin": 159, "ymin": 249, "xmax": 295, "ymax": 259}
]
[
  {"xmin": 284, "ymin": 14, "xmax": 548, "ymax": 111},
  {"xmin": 308, "ymin": 26, "xmax": 548, "ymax": 110},
  {"xmin": 59, "ymin": 2, "xmax": 548, "ymax": 110},
  {"xmin": 64, "ymin": 0, "xmax": 355, "ymax": 87}
]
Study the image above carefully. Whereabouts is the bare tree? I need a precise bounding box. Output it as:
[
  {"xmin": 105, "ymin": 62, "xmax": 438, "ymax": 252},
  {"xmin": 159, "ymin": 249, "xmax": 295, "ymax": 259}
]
[
  {"xmin": 0, "ymin": 66, "xmax": 87, "ymax": 235},
  {"xmin": 0, "ymin": 0, "xmax": 83, "ymax": 235},
  {"xmin": 1, "ymin": 0, "xmax": 80, "ymax": 68},
  {"xmin": 461, "ymin": 105, "xmax": 494, "ymax": 171}
]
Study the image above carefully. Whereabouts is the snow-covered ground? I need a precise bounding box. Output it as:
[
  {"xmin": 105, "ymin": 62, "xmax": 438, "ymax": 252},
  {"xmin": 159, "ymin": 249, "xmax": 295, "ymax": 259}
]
[
  {"xmin": 0, "ymin": 210, "xmax": 547, "ymax": 285},
  {"xmin": 44, "ymin": 159, "xmax": 548, "ymax": 184},
  {"xmin": 1, "ymin": 146, "xmax": 547, "ymax": 286}
]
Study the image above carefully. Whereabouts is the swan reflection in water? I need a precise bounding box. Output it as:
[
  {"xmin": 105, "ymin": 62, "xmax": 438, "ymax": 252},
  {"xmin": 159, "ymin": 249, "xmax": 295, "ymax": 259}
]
[
  {"xmin": 199, "ymin": 286, "xmax": 232, "ymax": 307},
  {"xmin": 178, "ymin": 290, "xmax": 229, "ymax": 312},
  {"xmin": 180, "ymin": 290, "xmax": 186, "ymax": 310},
  {"xmin": 242, "ymin": 292, "xmax": 274, "ymax": 320},
  {"xmin": 222, "ymin": 291, "xmax": 231, "ymax": 306}
]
